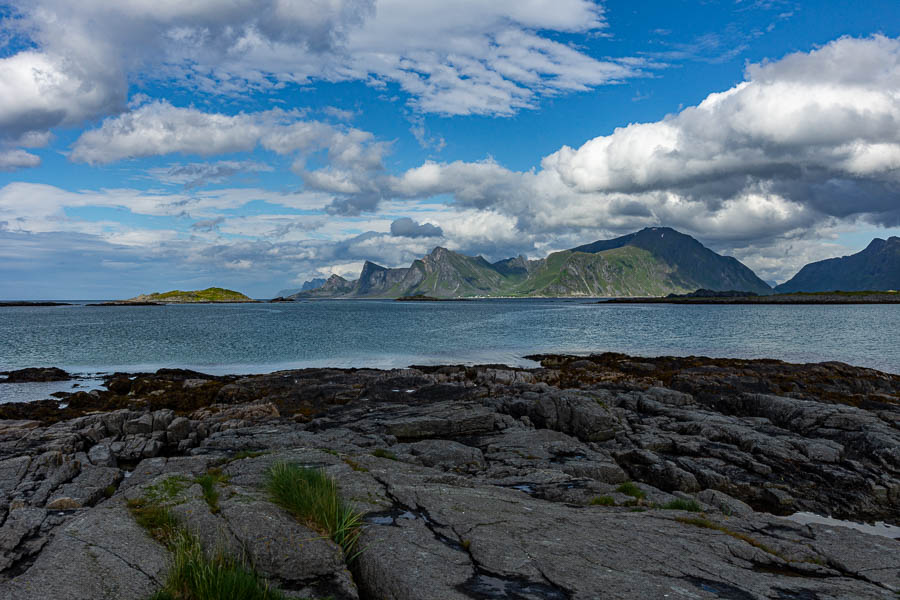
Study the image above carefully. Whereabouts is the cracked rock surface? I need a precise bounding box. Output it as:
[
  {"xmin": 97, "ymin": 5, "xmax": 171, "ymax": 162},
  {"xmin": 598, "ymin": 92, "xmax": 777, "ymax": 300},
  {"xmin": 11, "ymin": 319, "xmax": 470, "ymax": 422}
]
[{"xmin": 0, "ymin": 353, "xmax": 897, "ymax": 598}]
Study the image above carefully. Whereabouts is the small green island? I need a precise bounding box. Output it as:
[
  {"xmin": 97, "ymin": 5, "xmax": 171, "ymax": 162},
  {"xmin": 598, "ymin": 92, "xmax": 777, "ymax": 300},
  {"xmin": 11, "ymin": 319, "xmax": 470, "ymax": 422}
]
[{"xmin": 105, "ymin": 287, "xmax": 257, "ymax": 304}]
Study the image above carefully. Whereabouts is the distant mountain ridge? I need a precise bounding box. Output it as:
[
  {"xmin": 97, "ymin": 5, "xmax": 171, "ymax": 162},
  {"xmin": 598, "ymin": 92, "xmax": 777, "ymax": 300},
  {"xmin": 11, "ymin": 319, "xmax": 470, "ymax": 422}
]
[
  {"xmin": 776, "ymin": 236, "xmax": 900, "ymax": 293},
  {"xmin": 289, "ymin": 227, "xmax": 772, "ymax": 299},
  {"xmin": 277, "ymin": 278, "xmax": 326, "ymax": 298}
]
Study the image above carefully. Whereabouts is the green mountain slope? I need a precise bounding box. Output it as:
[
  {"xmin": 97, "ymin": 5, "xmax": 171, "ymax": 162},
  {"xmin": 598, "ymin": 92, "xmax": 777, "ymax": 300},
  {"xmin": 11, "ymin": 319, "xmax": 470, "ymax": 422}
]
[
  {"xmin": 571, "ymin": 227, "xmax": 771, "ymax": 294},
  {"xmin": 776, "ymin": 237, "xmax": 900, "ymax": 292},
  {"xmin": 514, "ymin": 246, "xmax": 696, "ymax": 297}
]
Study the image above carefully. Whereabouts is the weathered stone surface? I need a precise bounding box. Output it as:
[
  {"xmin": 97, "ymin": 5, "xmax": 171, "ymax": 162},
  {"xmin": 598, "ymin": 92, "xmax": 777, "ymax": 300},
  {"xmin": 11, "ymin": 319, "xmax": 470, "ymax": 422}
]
[
  {"xmin": 50, "ymin": 465, "xmax": 121, "ymax": 507},
  {"xmin": 0, "ymin": 507, "xmax": 46, "ymax": 572},
  {"xmin": 403, "ymin": 439, "xmax": 485, "ymax": 471},
  {"xmin": 697, "ymin": 488, "xmax": 754, "ymax": 516},
  {"xmin": 0, "ymin": 354, "xmax": 897, "ymax": 598},
  {"xmin": 0, "ymin": 502, "xmax": 168, "ymax": 599},
  {"xmin": 219, "ymin": 498, "xmax": 345, "ymax": 583}
]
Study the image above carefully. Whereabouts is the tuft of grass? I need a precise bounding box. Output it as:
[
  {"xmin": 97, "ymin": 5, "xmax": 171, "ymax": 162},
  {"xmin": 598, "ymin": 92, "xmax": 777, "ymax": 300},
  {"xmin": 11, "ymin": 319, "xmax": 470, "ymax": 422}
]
[
  {"xmin": 342, "ymin": 457, "xmax": 369, "ymax": 472},
  {"xmin": 155, "ymin": 531, "xmax": 288, "ymax": 600},
  {"xmin": 675, "ymin": 516, "xmax": 781, "ymax": 558},
  {"xmin": 128, "ymin": 481, "xmax": 308, "ymax": 600},
  {"xmin": 127, "ymin": 498, "xmax": 179, "ymax": 544},
  {"xmin": 265, "ymin": 462, "xmax": 363, "ymax": 560},
  {"xmin": 661, "ymin": 498, "xmax": 703, "ymax": 512},
  {"xmin": 589, "ymin": 495, "xmax": 616, "ymax": 506},
  {"xmin": 103, "ymin": 484, "xmax": 118, "ymax": 498},
  {"xmin": 616, "ymin": 481, "xmax": 646, "ymax": 500},
  {"xmin": 372, "ymin": 448, "xmax": 397, "ymax": 461},
  {"xmin": 195, "ymin": 468, "xmax": 229, "ymax": 514}
]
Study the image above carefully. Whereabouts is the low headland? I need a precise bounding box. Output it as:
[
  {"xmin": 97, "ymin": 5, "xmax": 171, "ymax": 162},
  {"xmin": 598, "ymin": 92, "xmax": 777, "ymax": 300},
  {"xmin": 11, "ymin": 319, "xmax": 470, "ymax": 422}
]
[{"xmin": 0, "ymin": 353, "xmax": 897, "ymax": 598}]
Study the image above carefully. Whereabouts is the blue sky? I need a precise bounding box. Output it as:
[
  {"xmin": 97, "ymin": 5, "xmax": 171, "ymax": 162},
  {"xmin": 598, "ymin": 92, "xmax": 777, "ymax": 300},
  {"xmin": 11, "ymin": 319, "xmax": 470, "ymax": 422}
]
[{"xmin": 1, "ymin": 0, "xmax": 900, "ymax": 298}]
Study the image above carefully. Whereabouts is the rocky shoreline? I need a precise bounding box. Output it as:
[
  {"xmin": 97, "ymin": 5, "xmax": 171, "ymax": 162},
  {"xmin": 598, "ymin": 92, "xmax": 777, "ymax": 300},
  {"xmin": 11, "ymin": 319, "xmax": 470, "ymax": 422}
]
[{"xmin": 0, "ymin": 353, "xmax": 897, "ymax": 598}]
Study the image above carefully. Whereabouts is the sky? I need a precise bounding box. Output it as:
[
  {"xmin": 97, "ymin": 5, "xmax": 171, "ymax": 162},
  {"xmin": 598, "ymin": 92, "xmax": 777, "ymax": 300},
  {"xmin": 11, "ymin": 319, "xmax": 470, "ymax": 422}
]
[{"xmin": 1, "ymin": 0, "xmax": 900, "ymax": 299}]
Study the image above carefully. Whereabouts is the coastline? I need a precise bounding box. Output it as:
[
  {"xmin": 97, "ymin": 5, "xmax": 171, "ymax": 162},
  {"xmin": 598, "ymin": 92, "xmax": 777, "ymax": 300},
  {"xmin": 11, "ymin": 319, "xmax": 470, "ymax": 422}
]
[
  {"xmin": 0, "ymin": 352, "xmax": 897, "ymax": 598},
  {"xmin": 606, "ymin": 291, "xmax": 900, "ymax": 304}
]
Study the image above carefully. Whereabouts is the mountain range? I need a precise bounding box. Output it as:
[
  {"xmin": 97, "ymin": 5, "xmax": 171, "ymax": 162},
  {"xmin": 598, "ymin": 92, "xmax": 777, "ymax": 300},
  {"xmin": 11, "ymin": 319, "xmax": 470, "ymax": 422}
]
[
  {"xmin": 775, "ymin": 236, "xmax": 900, "ymax": 293},
  {"xmin": 290, "ymin": 227, "xmax": 772, "ymax": 299},
  {"xmin": 289, "ymin": 229, "xmax": 900, "ymax": 299}
]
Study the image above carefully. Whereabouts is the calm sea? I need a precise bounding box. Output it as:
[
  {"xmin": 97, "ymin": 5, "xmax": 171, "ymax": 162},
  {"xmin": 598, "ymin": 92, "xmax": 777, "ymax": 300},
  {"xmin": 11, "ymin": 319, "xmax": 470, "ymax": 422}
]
[{"xmin": 1, "ymin": 299, "xmax": 898, "ymax": 401}]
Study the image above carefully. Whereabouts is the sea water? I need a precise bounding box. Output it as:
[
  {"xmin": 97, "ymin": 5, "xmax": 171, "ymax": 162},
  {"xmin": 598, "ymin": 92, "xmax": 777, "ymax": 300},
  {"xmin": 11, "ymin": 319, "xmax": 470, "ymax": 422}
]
[{"xmin": 1, "ymin": 299, "xmax": 897, "ymax": 379}]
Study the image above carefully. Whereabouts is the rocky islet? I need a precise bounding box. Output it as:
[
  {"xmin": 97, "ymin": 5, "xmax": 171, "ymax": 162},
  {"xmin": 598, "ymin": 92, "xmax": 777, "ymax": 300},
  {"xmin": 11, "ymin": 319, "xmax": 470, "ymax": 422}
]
[{"xmin": 0, "ymin": 354, "xmax": 897, "ymax": 598}]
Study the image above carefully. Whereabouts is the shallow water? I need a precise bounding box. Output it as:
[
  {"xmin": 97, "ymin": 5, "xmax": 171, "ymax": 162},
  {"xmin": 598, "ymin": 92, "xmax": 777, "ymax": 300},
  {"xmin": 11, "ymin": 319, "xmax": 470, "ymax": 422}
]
[{"xmin": 0, "ymin": 377, "xmax": 107, "ymax": 404}]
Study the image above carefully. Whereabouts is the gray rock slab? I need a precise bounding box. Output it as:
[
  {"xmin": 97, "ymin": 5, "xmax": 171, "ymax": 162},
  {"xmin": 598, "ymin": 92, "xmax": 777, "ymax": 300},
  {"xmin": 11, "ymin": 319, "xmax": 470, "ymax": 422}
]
[
  {"xmin": 361, "ymin": 471, "xmax": 897, "ymax": 600},
  {"xmin": 405, "ymin": 439, "xmax": 485, "ymax": 471},
  {"xmin": 120, "ymin": 455, "xmax": 215, "ymax": 490},
  {"xmin": 49, "ymin": 464, "xmax": 121, "ymax": 508},
  {"xmin": 219, "ymin": 498, "xmax": 344, "ymax": 583},
  {"xmin": 0, "ymin": 507, "xmax": 46, "ymax": 572},
  {"xmin": 355, "ymin": 515, "xmax": 474, "ymax": 600},
  {"xmin": 0, "ymin": 501, "xmax": 168, "ymax": 599}
]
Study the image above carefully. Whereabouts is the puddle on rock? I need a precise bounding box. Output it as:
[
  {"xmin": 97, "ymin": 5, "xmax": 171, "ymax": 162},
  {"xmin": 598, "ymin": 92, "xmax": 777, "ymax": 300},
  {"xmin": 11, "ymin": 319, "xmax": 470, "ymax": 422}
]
[
  {"xmin": 364, "ymin": 508, "xmax": 420, "ymax": 526},
  {"xmin": 549, "ymin": 453, "xmax": 587, "ymax": 464},
  {"xmin": 459, "ymin": 572, "xmax": 570, "ymax": 600},
  {"xmin": 783, "ymin": 512, "xmax": 900, "ymax": 540}
]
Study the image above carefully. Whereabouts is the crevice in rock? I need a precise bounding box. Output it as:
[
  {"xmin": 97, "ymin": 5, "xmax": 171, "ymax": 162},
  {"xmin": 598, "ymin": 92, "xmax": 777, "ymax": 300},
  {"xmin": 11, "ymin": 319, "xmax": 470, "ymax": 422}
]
[
  {"xmin": 681, "ymin": 575, "xmax": 757, "ymax": 600},
  {"xmin": 275, "ymin": 572, "xmax": 358, "ymax": 600},
  {"xmin": 770, "ymin": 587, "xmax": 823, "ymax": 600},
  {"xmin": 369, "ymin": 474, "xmax": 467, "ymax": 553},
  {"xmin": 0, "ymin": 546, "xmax": 41, "ymax": 580},
  {"xmin": 66, "ymin": 533, "xmax": 162, "ymax": 583}
]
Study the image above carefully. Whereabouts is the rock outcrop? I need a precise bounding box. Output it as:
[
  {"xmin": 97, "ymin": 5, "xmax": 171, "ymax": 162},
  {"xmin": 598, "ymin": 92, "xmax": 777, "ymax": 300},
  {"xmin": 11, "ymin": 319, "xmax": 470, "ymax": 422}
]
[{"xmin": 0, "ymin": 354, "xmax": 897, "ymax": 598}]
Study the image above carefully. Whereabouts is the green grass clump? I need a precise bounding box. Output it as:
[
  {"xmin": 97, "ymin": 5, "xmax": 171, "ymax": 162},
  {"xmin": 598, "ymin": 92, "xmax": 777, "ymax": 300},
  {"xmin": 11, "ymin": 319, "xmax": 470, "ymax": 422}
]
[
  {"xmin": 615, "ymin": 481, "xmax": 646, "ymax": 499},
  {"xmin": 127, "ymin": 498, "xmax": 179, "ymax": 544},
  {"xmin": 150, "ymin": 531, "xmax": 288, "ymax": 600},
  {"xmin": 265, "ymin": 463, "xmax": 363, "ymax": 560},
  {"xmin": 372, "ymin": 448, "xmax": 397, "ymax": 460},
  {"xmin": 661, "ymin": 498, "xmax": 703, "ymax": 512},
  {"xmin": 589, "ymin": 495, "xmax": 616, "ymax": 506},
  {"xmin": 195, "ymin": 468, "xmax": 229, "ymax": 514},
  {"xmin": 675, "ymin": 516, "xmax": 781, "ymax": 558}
]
